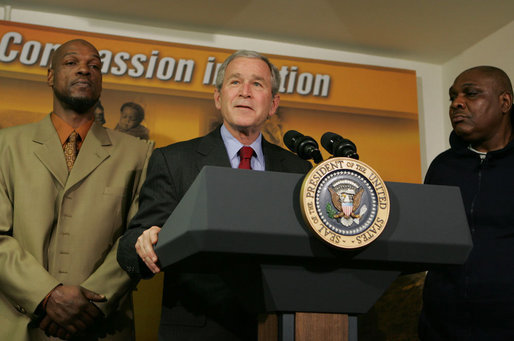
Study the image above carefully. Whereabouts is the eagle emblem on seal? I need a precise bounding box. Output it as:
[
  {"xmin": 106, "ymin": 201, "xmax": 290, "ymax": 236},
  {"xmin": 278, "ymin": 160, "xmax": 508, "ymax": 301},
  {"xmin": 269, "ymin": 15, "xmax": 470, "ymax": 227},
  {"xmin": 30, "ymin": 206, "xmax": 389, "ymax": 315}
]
[{"xmin": 327, "ymin": 180, "xmax": 367, "ymax": 227}]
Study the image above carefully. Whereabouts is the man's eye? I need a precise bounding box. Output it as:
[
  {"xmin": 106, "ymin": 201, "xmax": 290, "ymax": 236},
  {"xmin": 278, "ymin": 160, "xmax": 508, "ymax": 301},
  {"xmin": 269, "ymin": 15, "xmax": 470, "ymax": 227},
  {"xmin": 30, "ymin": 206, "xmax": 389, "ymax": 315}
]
[
  {"xmin": 89, "ymin": 64, "xmax": 100, "ymax": 70},
  {"xmin": 231, "ymin": 80, "xmax": 240, "ymax": 85},
  {"xmin": 253, "ymin": 82, "xmax": 262, "ymax": 87}
]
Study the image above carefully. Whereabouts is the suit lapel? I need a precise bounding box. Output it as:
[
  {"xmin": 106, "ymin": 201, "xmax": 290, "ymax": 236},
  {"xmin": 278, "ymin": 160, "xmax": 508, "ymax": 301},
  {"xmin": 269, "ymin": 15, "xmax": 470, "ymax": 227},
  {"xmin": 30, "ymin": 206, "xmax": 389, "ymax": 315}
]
[
  {"xmin": 32, "ymin": 116, "xmax": 68, "ymax": 188},
  {"xmin": 196, "ymin": 127, "xmax": 231, "ymax": 171},
  {"xmin": 262, "ymin": 138, "xmax": 285, "ymax": 172},
  {"xmin": 65, "ymin": 123, "xmax": 110, "ymax": 190},
  {"xmin": 194, "ymin": 127, "xmax": 286, "ymax": 172}
]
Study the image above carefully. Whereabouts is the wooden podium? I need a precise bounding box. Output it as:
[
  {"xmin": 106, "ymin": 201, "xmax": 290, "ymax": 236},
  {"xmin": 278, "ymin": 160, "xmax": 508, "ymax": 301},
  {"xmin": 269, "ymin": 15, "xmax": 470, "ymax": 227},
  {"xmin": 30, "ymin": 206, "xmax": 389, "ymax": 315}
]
[{"xmin": 155, "ymin": 166, "xmax": 472, "ymax": 340}]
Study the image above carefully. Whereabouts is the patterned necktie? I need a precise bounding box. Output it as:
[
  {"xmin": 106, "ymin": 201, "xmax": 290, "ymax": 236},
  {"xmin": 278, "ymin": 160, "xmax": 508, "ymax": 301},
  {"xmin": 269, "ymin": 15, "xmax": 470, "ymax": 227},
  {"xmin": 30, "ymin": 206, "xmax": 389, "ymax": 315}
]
[
  {"xmin": 64, "ymin": 131, "xmax": 79, "ymax": 172},
  {"xmin": 238, "ymin": 146, "xmax": 254, "ymax": 170}
]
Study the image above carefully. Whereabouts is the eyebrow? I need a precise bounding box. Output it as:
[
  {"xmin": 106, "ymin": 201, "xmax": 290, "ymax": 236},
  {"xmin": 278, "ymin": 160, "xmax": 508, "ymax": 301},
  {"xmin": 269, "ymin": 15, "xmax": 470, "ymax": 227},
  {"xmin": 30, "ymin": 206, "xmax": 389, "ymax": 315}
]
[
  {"xmin": 227, "ymin": 72, "xmax": 267, "ymax": 82},
  {"xmin": 449, "ymin": 82, "xmax": 481, "ymax": 91},
  {"xmin": 460, "ymin": 82, "xmax": 480, "ymax": 87},
  {"xmin": 62, "ymin": 51, "xmax": 101, "ymax": 60}
]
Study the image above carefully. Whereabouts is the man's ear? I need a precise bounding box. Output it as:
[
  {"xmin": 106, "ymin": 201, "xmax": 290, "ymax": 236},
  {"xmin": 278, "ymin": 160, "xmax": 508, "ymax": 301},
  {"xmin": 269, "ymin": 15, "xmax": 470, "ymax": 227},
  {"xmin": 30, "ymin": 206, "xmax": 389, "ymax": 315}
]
[
  {"xmin": 268, "ymin": 94, "xmax": 280, "ymax": 118},
  {"xmin": 47, "ymin": 68, "xmax": 54, "ymax": 87},
  {"xmin": 214, "ymin": 89, "xmax": 222, "ymax": 110},
  {"xmin": 500, "ymin": 91, "xmax": 513, "ymax": 114}
]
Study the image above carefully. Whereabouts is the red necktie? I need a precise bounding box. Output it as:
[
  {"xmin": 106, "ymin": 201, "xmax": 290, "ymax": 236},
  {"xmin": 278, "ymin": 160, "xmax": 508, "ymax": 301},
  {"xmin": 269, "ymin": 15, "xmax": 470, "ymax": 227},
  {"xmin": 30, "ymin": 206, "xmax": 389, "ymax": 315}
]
[{"xmin": 238, "ymin": 146, "xmax": 254, "ymax": 170}]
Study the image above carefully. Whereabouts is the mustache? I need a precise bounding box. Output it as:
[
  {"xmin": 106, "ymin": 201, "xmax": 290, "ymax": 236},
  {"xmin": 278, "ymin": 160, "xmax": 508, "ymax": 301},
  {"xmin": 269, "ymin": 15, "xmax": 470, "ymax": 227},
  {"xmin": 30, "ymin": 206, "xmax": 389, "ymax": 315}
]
[
  {"xmin": 71, "ymin": 78, "xmax": 92, "ymax": 86},
  {"xmin": 450, "ymin": 109, "xmax": 467, "ymax": 116}
]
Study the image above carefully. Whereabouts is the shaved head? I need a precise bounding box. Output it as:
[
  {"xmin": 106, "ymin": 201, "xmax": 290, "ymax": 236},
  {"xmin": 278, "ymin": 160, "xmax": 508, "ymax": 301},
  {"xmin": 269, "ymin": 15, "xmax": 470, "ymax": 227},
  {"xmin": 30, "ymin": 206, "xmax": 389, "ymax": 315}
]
[
  {"xmin": 458, "ymin": 66, "xmax": 513, "ymax": 96},
  {"xmin": 50, "ymin": 39, "xmax": 99, "ymax": 70}
]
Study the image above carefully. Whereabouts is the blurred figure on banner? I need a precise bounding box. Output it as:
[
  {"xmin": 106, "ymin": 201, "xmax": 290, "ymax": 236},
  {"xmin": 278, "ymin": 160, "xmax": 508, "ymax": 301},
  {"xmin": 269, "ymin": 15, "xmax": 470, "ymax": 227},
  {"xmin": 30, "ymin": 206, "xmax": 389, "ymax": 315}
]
[
  {"xmin": 0, "ymin": 39, "xmax": 153, "ymax": 340},
  {"xmin": 115, "ymin": 102, "xmax": 150, "ymax": 140},
  {"xmin": 117, "ymin": 50, "xmax": 311, "ymax": 340},
  {"xmin": 94, "ymin": 100, "xmax": 106, "ymax": 126},
  {"xmin": 419, "ymin": 66, "xmax": 514, "ymax": 340}
]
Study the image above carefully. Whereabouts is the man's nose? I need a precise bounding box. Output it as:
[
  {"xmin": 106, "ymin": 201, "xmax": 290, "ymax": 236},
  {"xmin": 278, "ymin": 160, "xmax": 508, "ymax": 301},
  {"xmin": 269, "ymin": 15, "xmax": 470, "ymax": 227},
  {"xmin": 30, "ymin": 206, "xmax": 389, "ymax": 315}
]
[
  {"xmin": 240, "ymin": 82, "xmax": 252, "ymax": 97},
  {"xmin": 77, "ymin": 62, "xmax": 91, "ymax": 75},
  {"xmin": 451, "ymin": 94, "xmax": 465, "ymax": 110}
]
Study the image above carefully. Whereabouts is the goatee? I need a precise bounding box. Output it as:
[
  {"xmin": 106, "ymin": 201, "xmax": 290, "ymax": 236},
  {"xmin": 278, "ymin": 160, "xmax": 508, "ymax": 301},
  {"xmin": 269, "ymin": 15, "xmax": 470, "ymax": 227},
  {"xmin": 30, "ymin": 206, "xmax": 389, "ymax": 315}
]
[{"xmin": 54, "ymin": 88, "xmax": 99, "ymax": 114}]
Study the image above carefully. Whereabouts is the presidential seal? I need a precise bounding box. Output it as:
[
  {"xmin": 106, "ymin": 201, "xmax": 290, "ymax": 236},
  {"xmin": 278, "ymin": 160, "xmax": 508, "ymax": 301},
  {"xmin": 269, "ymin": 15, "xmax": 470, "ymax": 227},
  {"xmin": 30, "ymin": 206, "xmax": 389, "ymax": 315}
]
[{"xmin": 300, "ymin": 157, "xmax": 390, "ymax": 249}]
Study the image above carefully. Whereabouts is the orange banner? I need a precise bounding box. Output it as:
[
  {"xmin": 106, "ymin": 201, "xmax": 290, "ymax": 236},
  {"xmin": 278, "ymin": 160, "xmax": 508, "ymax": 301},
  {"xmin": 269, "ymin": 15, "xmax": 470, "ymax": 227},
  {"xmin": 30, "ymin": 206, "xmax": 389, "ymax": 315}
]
[{"xmin": 0, "ymin": 21, "xmax": 417, "ymax": 119}]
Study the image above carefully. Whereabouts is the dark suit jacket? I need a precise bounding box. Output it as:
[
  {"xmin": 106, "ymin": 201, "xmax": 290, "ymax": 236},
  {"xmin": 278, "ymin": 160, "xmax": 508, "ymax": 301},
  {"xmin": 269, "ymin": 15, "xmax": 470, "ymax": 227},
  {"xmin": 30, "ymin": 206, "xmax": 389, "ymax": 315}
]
[{"xmin": 118, "ymin": 127, "xmax": 311, "ymax": 340}]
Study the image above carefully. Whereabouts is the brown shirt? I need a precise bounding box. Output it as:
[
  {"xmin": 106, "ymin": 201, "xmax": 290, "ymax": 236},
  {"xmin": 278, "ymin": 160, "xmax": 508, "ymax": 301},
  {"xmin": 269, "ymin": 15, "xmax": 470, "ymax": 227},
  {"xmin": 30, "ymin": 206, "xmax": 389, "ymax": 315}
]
[{"xmin": 51, "ymin": 113, "xmax": 94, "ymax": 151}]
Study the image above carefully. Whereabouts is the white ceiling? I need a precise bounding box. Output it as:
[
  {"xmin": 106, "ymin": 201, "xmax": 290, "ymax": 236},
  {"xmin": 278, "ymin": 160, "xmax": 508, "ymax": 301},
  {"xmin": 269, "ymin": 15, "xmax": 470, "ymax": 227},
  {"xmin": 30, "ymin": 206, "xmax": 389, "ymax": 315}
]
[{"xmin": 4, "ymin": 0, "xmax": 514, "ymax": 63}]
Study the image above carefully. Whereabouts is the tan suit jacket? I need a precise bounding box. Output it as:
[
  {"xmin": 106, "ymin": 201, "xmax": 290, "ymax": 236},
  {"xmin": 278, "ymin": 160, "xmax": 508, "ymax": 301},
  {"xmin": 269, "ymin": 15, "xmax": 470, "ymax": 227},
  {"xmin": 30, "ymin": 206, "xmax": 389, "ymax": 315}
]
[{"xmin": 0, "ymin": 115, "xmax": 153, "ymax": 340}]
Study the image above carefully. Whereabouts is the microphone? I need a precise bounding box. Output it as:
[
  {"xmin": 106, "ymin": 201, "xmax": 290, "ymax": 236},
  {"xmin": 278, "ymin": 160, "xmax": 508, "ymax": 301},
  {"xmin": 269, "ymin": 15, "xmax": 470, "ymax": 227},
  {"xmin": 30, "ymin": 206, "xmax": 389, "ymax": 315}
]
[
  {"xmin": 321, "ymin": 132, "xmax": 359, "ymax": 159},
  {"xmin": 283, "ymin": 130, "xmax": 323, "ymax": 164}
]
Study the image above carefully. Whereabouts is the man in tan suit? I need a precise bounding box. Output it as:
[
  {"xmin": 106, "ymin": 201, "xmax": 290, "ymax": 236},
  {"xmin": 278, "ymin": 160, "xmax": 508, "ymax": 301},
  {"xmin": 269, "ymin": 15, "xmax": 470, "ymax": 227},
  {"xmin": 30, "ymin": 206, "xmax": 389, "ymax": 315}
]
[{"xmin": 0, "ymin": 39, "xmax": 153, "ymax": 340}]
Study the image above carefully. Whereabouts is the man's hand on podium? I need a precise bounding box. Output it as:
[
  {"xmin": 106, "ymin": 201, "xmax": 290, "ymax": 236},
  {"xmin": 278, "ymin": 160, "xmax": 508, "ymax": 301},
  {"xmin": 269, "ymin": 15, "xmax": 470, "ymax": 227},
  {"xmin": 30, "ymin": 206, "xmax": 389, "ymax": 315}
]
[{"xmin": 135, "ymin": 226, "xmax": 162, "ymax": 274}]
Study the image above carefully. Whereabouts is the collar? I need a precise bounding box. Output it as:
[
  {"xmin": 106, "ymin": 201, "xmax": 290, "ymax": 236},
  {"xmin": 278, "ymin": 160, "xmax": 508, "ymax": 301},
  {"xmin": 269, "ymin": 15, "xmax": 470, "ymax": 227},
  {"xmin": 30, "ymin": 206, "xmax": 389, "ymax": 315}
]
[
  {"xmin": 449, "ymin": 130, "xmax": 514, "ymax": 158},
  {"xmin": 220, "ymin": 124, "xmax": 265, "ymax": 170},
  {"xmin": 51, "ymin": 113, "xmax": 94, "ymax": 149}
]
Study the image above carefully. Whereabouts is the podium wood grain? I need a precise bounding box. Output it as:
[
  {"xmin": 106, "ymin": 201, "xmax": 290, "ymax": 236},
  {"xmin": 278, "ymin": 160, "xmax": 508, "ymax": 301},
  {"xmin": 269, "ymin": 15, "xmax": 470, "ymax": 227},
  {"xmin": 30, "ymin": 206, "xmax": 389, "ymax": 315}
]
[{"xmin": 258, "ymin": 313, "xmax": 348, "ymax": 341}]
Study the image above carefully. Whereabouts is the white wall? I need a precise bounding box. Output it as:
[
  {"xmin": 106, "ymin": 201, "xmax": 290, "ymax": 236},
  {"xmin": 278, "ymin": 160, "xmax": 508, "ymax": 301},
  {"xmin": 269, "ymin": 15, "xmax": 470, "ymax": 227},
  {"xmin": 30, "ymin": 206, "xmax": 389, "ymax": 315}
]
[
  {"xmin": 1, "ymin": 6, "xmax": 448, "ymax": 178},
  {"xmin": 442, "ymin": 21, "xmax": 514, "ymax": 140}
]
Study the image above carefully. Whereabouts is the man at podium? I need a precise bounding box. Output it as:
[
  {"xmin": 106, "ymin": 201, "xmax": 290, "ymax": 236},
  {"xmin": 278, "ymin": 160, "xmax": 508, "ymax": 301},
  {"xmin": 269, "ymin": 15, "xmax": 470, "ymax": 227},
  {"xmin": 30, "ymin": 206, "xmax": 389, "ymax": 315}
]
[
  {"xmin": 118, "ymin": 50, "xmax": 311, "ymax": 340},
  {"xmin": 419, "ymin": 66, "xmax": 514, "ymax": 339}
]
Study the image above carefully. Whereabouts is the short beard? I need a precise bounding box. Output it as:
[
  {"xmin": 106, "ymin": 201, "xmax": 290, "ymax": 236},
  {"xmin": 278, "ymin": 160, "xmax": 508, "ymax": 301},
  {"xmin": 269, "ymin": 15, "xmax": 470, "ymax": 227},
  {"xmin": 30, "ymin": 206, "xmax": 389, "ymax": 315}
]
[{"xmin": 54, "ymin": 88, "xmax": 99, "ymax": 114}]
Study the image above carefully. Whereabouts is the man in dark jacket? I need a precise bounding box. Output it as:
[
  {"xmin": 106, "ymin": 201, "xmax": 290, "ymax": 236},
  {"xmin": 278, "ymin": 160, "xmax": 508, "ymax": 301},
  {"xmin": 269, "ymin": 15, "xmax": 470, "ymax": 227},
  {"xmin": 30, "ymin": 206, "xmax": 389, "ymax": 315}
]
[
  {"xmin": 117, "ymin": 50, "xmax": 311, "ymax": 340},
  {"xmin": 419, "ymin": 66, "xmax": 514, "ymax": 340}
]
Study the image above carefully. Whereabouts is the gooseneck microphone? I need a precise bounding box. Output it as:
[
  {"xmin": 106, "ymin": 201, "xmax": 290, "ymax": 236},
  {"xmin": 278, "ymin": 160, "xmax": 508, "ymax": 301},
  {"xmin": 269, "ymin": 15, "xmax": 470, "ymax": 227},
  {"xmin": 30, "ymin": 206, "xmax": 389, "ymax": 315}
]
[
  {"xmin": 321, "ymin": 132, "xmax": 359, "ymax": 159},
  {"xmin": 283, "ymin": 130, "xmax": 323, "ymax": 164}
]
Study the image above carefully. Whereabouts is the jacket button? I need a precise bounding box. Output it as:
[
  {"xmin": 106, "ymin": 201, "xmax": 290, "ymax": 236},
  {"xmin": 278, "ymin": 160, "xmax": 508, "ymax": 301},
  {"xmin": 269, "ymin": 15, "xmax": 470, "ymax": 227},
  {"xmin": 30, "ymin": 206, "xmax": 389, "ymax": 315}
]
[{"xmin": 15, "ymin": 304, "xmax": 26, "ymax": 314}]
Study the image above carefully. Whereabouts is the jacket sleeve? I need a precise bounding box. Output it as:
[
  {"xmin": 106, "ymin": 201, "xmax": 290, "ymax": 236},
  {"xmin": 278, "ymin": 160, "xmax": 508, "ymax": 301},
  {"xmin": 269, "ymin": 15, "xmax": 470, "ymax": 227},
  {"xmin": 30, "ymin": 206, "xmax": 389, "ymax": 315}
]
[
  {"xmin": 117, "ymin": 147, "xmax": 181, "ymax": 280},
  {"xmin": 0, "ymin": 142, "xmax": 60, "ymax": 317},
  {"xmin": 81, "ymin": 139, "xmax": 154, "ymax": 316}
]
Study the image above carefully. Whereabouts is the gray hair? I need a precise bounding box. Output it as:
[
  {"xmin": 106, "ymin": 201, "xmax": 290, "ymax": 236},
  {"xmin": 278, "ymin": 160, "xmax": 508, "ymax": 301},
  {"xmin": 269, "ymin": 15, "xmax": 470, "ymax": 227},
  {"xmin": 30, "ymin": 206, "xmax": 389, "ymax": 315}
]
[{"xmin": 215, "ymin": 50, "xmax": 280, "ymax": 96}]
